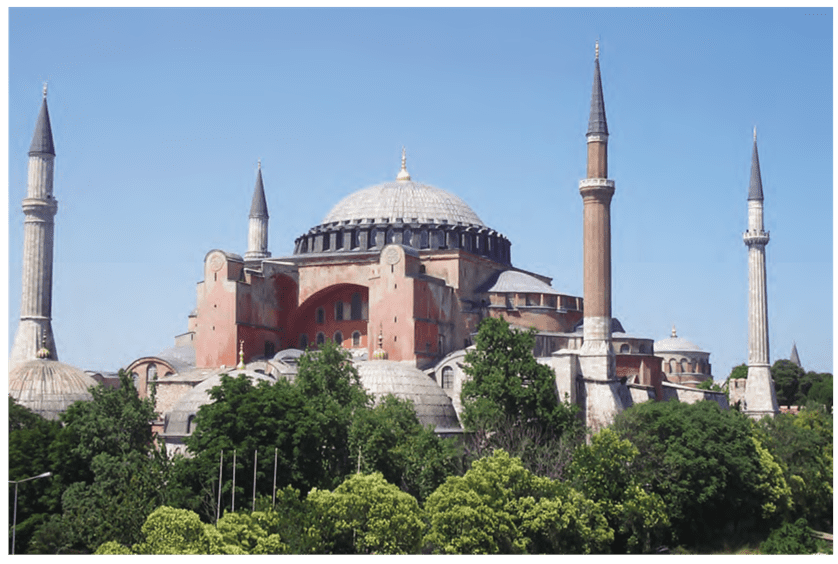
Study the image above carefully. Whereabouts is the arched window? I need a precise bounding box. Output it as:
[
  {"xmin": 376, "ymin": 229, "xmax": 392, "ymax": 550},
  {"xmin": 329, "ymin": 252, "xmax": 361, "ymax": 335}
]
[
  {"xmin": 668, "ymin": 359, "xmax": 677, "ymax": 373},
  {"xmin": 352, "ymin": 331, "xmax": 361, "ymax": 347},
  {"xmin": 420, "ymin": 230, "xmax": 430, "ymax": 249},
  {"xmin": 131, "ymin": 372, "xmax": 140, "ymax": 389},
  {"xmin": 333, "ymin": 331, "xmax": 343, "ymax": 346},
  {"xmin": 316, "ymin": 332, "xmax": 326, "ymax": 346},
  {"xmin": 386, "ymin": 228, "xmax": 396, "ymax": 244},
  {"xmin": 351, "ymin": 292, "xmax": 362, "ymax": 320},
  {"xmin": 619, "ymin": 344, "xmax": 630, "ymax": 354},
  {"xmin": 299, "ymin": 334, "xmax": 308, "ymax": 350},
  {"xmin": 335, "ymin": 301, "xmax": 344, "ymax": 321},
  {"xmin": 187, "ymin": 415, "xmax": 196, "ymax": 434},
  {"xmin": 403, "ymin": 228, "xmax": 412, "ymax": 247},
  {"xmin": 351, "ymin": 229, "xmax": 360, "ymax": 249},
  {"xmin": 322, "ymin": 234, "xmax": 330, "ymax": 251},
  {"xmin": 147, "ymin": 363, "xmax": 157, "ymax": 382},
  {"xmin": 369, "ymin": 227, "xmax": 379, "ymax": 249},
  {"xmin": 441, "ymin": 366, "xmax": 454, "ymax": 390},
  {"xmin": 316, "ymin": 307, "xmax": 325, "ymax": 324},
  {"xmin": 680, "ymin": 359, "xmax": 689, "ymax": 373}
]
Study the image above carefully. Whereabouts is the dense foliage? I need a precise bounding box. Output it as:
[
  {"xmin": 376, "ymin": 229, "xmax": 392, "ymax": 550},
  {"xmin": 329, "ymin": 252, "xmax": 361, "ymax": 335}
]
[
  {"xmin": 423, "ymin": 450, "xmax": 611, "ymax": 554},
  {"xmin": 612, "ymin": 400, "xmax": 792, "ymax": 547}
]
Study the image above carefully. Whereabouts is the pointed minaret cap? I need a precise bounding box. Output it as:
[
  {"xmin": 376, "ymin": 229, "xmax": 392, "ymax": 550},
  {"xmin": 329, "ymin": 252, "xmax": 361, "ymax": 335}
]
[
  {"xmin": 249, "ymin": 160, "xmax": 269, "ymax": 219},
  {"xmin": 789, "ymin": 342, "xmax": 802, "ymax": 368},
  {"xmin": 587, "ymin": 41, "xmax": 608, "ymax": 137},
  {"xmin": 396, "ymin": 147, "xmax": 411, "ymax": 181},
  {"xmin": 29, "ymin": 83, "xmax": 55, "ymax": 156},
  {"xmin": 748, "ymin": 128, "xmax": 764, "ymax": 201}
]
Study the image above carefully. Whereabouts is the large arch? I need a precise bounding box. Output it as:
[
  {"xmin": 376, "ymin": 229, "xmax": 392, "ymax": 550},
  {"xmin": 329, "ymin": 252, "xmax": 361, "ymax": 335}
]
[{"xmin": 289, "ymin": 283, "xmax": 369, "ymax": 351}]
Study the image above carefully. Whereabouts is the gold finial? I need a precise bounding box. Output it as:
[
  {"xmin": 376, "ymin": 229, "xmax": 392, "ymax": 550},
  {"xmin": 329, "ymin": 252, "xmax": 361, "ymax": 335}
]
[
  {"xmin": 36, "ymin": 332, "xmax": 50, "ymax": 359},
  {"xmin": 373, "ymin": 324, "xmax": 388, "ymax": 360},
  {"xmin": 236, "ymin": 340, "xmax": 246, "ymax": 370},
  {"xmin": 396, "ymin": 146, "xmax": 411, "ymax": 181},
  {"xmin": 671, "ymin": 325, "xmax": 677, "ymax": 338},
  {"xmin": 595, "ymin": 40, "xmax": 599, "ymax": 60},
  {"xmin": 43, "ymin": 82, "xmax": 48, "ymax": 98}
]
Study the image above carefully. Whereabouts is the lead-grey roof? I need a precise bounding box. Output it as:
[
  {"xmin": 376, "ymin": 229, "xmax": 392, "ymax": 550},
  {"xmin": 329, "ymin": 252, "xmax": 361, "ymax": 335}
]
[
  {"xmin": 250, "ymin": 168, "xmax": 269, "ymax": 219},
  {"xmin": 478, "ymin": 270, "xmax": 561, "ymax": 295},
  {"xmin": 748, "ymin": 137, "xmax": 764, "ymax": 201},
  {"xmin": 790, "ymin": 343, "xmax": 802, "ymax": 368},
  {"xmin": 29, "ymin": 96, "xmax": 55, "ymax": 156},
  {"xmin": 320, "ymin": 180, "xmax": 485, "ymax": 227},
  {"xmin": 9, "ymin": 359, "xmax": 97, "ymax": 420},
  {"xmin": 587, "ymin": 57, "xmax": 608, "ymax": 136},
  {"xmin": 355, "ymin": 360, "xmax": 461, "ymax": 431}
]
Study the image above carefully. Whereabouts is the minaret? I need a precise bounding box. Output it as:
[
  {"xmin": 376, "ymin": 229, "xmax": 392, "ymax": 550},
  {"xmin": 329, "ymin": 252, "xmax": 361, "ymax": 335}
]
[
  {"xmin": 10, "ymin": 85, "xmax": 59, "ymax": 365},
  {"xmin": 789, "ymin": 342, "xmax": 802, "ymax": 369},
  {"xmin": 578, "ymin": 41, "xmax": 616, "ymax": 379},
  {"xmin": 244, "ymin": 160, "xmax": 270, "ymax": 261},
  {"xmin": 743, "ymin": 128, "xmax": 779, "ymax": 418}
]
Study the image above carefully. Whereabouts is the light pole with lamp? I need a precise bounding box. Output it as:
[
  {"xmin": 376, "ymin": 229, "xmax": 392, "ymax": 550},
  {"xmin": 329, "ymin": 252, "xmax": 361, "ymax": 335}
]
[{"xmin": 10, "ymin": 471, "xmax": 52, "ymax": 555}]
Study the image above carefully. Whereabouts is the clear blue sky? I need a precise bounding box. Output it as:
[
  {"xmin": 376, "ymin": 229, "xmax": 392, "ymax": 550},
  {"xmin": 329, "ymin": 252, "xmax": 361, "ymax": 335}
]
[{"xmin": 6, "ymin": 7, "xmax": 833, "ymax": 381}]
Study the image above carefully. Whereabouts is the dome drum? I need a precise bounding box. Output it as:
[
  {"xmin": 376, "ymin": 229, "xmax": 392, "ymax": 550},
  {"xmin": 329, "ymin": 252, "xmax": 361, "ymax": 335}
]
[{"xmin": 294, "ymin": 221, "xmax": 511, "ymax": 264}]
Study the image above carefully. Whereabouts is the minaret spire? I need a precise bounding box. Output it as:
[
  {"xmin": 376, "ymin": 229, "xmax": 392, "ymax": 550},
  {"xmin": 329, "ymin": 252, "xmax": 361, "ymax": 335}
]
[
  {"xmin": 742, "ymin": 131, "xmax": 778, "ymax": 418},
  {"xmin": 11, "ymin": 87, "xmax": 60, "ymax": 364},
  {"xmin": 244, "ymin": 161, "xmax": 271, "ymax": 262}
]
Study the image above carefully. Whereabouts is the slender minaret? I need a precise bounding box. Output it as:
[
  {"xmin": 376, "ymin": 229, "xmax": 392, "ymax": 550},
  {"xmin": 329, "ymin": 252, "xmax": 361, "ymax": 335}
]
[
  {"xmin": 10, "ymin": 85, "xmax": 59, "ymax": 365},
  {"xmin": 743, "ymin": 128, "xmax": 779, "ymax": 418},
  {"xmin": 244, "ymin": 160, "xmax": 270, "ymax": 261},
  {"xmin": 578, "ymin": 41, "xmax": 616, "ymax": 379}
]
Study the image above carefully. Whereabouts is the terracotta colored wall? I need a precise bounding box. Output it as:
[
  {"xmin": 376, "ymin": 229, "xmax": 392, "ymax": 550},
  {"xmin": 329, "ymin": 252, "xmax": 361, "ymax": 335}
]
[
  {"xmin": 368, "ymin": 247, "xmax": 417, "ymax": 361},
  {"xmin": 291, "ymin": 284, "xmax": 369, "ymax": 351},
  {"xmin": 195, "ymin": 252, "xmax": 241, "ymax": 368}
]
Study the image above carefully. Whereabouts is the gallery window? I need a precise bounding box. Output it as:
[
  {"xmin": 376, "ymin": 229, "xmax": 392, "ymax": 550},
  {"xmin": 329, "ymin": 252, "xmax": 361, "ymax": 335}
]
[
  {"xmin": 316, "ymin": 307, "xmax": 325, "ymax": 324},
  {"xmin": 352, "ymin": 331, "xmax": 361, "ymax": 347}
]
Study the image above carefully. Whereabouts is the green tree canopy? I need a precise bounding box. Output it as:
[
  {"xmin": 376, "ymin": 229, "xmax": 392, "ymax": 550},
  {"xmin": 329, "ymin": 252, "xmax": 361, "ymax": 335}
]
[
  {"xmin": 423, "ymin": 450, "xmax": 612, "ymax": 554},
  {"xmin": 612, "ymin": 400, "xmax": 791, "ymax": 548},
  {"xmin": 771, "ymin": 359, "xmax": 805, "ymax": 408},
  {"xmin": 308, "ymin": 472, "xmax": 425, "ymax": 554},
  {"xmin": 568, "ymin": 428, "xmax": 669, "ymax": 553},
  {"xmin": 348, "ymin": 394, "xmax": 460, "ymax": 501}
]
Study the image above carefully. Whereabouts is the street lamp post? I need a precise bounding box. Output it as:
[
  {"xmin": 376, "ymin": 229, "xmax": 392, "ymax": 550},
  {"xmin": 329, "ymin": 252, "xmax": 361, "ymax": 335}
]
[{"xmin": 10, "ymin": 471, "xmax": 52, "ymax": 555}]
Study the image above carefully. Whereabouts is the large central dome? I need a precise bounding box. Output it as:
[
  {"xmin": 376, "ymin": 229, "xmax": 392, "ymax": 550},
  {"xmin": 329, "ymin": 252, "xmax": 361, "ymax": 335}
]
[{"xmin": 322, "ymin": 180, "xmax": 485, "ymax": 227}]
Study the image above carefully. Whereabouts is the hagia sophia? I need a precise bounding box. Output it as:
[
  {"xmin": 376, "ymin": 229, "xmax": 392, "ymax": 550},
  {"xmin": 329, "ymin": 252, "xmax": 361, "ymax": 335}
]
[{"xmin": 8, "ymin": 45, "xmax": 778, "ymax": 451}]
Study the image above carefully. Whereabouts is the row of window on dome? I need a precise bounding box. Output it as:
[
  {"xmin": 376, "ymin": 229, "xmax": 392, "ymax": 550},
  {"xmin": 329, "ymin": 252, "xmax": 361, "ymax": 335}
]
[{"xmin": 299, "ymin": 330, "xmax": 363, "ymax": 351}]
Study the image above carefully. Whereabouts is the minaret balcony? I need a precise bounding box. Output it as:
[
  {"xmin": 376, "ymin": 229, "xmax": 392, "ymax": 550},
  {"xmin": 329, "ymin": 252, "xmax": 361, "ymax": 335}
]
[
  {"xmin": 579, "ymin": 178, "xmax": 615, "ymax": 198},
  {"xmin": 743, "ymin": 230, "xmax": 770, "ymax": 246}
]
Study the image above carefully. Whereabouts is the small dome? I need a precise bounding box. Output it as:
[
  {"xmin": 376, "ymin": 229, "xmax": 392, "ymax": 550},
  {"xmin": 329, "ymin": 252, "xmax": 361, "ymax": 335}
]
[
  {"xmin": 655, "ymin": 334, "xmax": 706, "ymax": 353},
  {"xmin": 321, "ymin": 180, "xmax": 485, "ymax": 227},
  {"xmin": 478, "ymin": 270, "xmax": 561, "ymax": 295},
  {"xmin": 163, "ymin": 367, "xmax": 277, "ymax": 436},
  {"xmin": 355, "ymin": 360, "xmax": 461, "ymax": 431},
  {"xmin": 9, "ymin": 359, "xmax": 98, "ymax": 420}
]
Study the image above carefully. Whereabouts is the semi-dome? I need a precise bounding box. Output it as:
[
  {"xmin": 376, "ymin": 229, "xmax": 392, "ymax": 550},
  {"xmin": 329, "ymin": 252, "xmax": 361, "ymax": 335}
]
[
  {"xmin": 654, "ymin": 327, "xmax": 706, "ymax": 353},
  {"xmin": 355, "ymin": 360, "xmax": 461, "ymax": 431},
  {"xmin": 9, "ymin": 359, "xmax": 98, "ymax": 420},
  {"xmin": 322, "ymin": 180, "xmax": 485, "ymax": 227}
]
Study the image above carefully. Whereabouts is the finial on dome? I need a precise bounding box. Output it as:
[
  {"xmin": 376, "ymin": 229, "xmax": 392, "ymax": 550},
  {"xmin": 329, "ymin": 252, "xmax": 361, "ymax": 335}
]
[
  {"xmin": 595, "ymin": 40, "xmax": 599, "ymax": 60},
  {"xmin": 671, "ymin": 325, "xmax": 677, "ymax": 338},
  {"xmin": 396, "ymin": 146, "xmax": 411, "ymax": 181},
  {"xmin": 236, "ymin": 340, "xmax": 246, "ymax": 370},
  {"xmin": 36, "ymin": 332, "xmax": 51, "ymax": 359}
]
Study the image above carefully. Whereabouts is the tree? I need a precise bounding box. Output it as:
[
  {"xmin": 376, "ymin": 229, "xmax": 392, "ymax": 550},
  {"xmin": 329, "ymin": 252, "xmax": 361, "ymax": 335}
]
[
  {"xmin": 131, "ymin": 506, "xmax": 229, "ymax": 555},
  {"xmin": 728, "ymin": 364, "xmax": 748, "ymax": 380},
  {"xmin": 568, "ymin": 428, "xmax": 669, "ymax": 553},
  {"xmin": 462, "ymin": 317, "xmax": 578, "ymax": 435},
  {"xmin": 760, "ymin": 518, "xmax": 819, "ymax": 555},
  {"xmin": 612, "ymin": 400, "xmax": 791, "ymax": 548},
  {"xmin": 308, "ymin": 472, "xmax": 425, "ymax": 554},
  {"xmin": 30, "ymin": 370, "xmax": 164, "ymax": 554},
  {"xmin": 423, "ymin": 450, "xmax": 611, "ymax": 554},
  {"xmin": 8, "ymin": 398, "xmax": 61, "ymax": 553},
  {"xmin": 801, "ymin": 372, "xmax": 832, "ymax": 412},
  {"xmin": 348, "ymin": 394, "xmax": 460, "ymax": 501},
  {"xmin": 771, "ymin": 359, "xmax": 805, "ymax": 408},
  {"xmin": 758, "ymin": 409, "xmax": 833, "ymax": 531}
]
